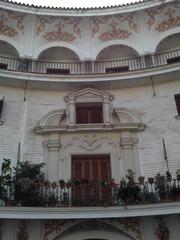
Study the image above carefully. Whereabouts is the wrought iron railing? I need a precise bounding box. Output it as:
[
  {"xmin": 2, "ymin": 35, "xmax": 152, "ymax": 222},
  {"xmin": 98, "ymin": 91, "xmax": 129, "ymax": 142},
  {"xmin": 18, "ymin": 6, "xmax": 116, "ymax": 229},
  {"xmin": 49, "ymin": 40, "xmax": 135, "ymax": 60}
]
[
  {"xmin": 1, "ymin": 178, "xmax": 180, "ymax": 207},
  {"xmin": 0, "ymin": 49, "xmax": 180, "ymax": 75}
]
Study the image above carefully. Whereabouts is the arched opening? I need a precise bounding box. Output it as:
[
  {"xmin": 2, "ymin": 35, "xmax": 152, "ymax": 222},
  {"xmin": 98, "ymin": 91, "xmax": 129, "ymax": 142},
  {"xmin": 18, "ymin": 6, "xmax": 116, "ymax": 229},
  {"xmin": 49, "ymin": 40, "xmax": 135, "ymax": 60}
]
[
  {"xmin": 0, "ymin": 40, "xmax": 19, "ymax": 58},
  {"xmin": 96, "ymin": 45, "xmax": 138, "ymax": 61},
  {"xmin": 37, "ymin": 47, "xmax": 80, "ymax": 74},
  {"xmin": 95, "ymin": 45, "xmax": 139, "ymax": 73},
  {"xmin": 156, "ymin": 33, "xmax": 180, "ymax": 53},
  {"xmin": 38, "ymin": 47, "xmax": 80, "ymax": 62},
  {"xmin": 155, "ymin": 33, "xmax": 180, "ymax": 65}
]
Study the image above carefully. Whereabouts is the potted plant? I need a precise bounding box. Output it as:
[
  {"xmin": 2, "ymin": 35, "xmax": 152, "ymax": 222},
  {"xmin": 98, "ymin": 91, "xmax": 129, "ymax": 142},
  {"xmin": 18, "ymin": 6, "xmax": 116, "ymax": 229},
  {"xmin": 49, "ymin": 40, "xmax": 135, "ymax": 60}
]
[
  {"xmin": 155, "ymin": 173, "xmax": 166, "ymax": 202},
  {"xmin": 166, "ymin": 171, "xmax": 172, "ymax": 182},
  {"xmin": 51, "ymin": 181, "xmax": 57, "ymax": 189},
  {"xmin": 44, "ymin": 180, "xmax": 50, "ymax": 188},
  {"xmin": 176, "ymin": 169, "xmax": 180, "ymax": 180},
  {"xmin": 1, "ymin": 158, "xmax": 13, "ymax": 206},
  {"xmin": 126, "ymin": 169, "xmax": 135, "ymax": 185},
  {"xmin": 59, "ymin": 179, "xmax": 65, "ymax": 189},
  {"xmin": 138, "ymin": 176, "xmax": 145, "ymax": 185},
  {"xmin": 66, "ymin": 180, "xmax": 72, "ymax": 189},
  {"xmin": 148, "ymin": 177, "xmax": 154, "ymax": 185},
  {"xmin": 48, "ymin": 193, "xmax": 58, "ymax": 207}
]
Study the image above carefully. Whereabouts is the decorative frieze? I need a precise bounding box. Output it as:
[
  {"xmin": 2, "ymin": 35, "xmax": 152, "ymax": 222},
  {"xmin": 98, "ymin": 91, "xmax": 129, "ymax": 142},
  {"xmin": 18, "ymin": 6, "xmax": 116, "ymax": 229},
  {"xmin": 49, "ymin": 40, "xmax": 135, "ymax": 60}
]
[
  {"xmin": 43, "ymin": 220, "xmax": 66, "ymax": 240},
  {"xmin": 116, "ymin": 218, "xmax": 143, "ymax": 240},
  {"xmin": 16, "ymin": 221, "xmax": 29, "ymax": 240},
  {"xmin": 155, "ymin": 217, "xmax": 169, "ymax": 240},
  {"xmin": 91, "ymin": 14, "xmax": 138, "ymax": 41},
  {"xmin": 146, "ymin": 4, "xmax": 180, "ymax": 32},
  {"xmin": 0, "ymin": 10, "xmax": 25, "ymax": 37},
  {"xmin": 36, "ymin": 16, "xmax": 81, "ymax": 43}
]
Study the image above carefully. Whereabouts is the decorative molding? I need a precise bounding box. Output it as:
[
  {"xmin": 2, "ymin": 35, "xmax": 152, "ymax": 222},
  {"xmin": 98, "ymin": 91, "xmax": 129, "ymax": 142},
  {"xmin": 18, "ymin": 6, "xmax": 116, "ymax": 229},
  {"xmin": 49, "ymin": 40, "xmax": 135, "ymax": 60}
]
[
  {"xmin": 116, "ymin": 218, "xmax": 142, "ymax": 240},
  {"xmin": 55, "ymin": 219, "xmax": 134, "ymax": 240},
  {"xmin": 43, "ymin": 220, "xmax": 66, "ymax": 240},
  {"xmin": 80, "ymin": 134, "xmax": 101, "ymax": 150},
  {"xmin": 64, "ymin": 87, "xmax": 114, "ymax": 103},
  {"xmin": 16, "ymin": 221, "xmax": 29, "ymax": 240},
  {"xmin": 155, "ymin": 217, "xmax": 169, "ymax": 240},
  {"xmin": 0, "ymin": 202, "xmax": 180, "ymax": 219},
  {"xmin": 43, "ymin": 140, "xmax": 61, "ymax": 149},
  {"xmin": 36, "ymin": 16, "xmax": 81, "ymax": 43},
  {"xmin": 120, "ymin": 138, "xmax": 139, "ymax": 147}
]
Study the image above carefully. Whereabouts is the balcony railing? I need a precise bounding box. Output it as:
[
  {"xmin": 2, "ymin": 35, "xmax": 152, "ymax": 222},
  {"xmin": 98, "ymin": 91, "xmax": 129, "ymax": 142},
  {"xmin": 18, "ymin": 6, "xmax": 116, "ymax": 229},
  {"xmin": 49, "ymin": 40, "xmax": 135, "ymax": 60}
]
[
  {"xmin": 0, "ymin": 49, "xmax": 180, "ymax": 76},
  {"xmin": 1, "ymin": 178, "xmax": 180, "ymax": 207}
]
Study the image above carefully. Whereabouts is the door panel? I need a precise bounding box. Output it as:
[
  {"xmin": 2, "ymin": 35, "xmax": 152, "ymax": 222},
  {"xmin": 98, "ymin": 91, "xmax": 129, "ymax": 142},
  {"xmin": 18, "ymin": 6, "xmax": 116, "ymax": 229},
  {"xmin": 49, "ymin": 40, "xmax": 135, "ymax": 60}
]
[{"xmin": 71, "ymin": 155, "xmax": 111, "ymax": 206}]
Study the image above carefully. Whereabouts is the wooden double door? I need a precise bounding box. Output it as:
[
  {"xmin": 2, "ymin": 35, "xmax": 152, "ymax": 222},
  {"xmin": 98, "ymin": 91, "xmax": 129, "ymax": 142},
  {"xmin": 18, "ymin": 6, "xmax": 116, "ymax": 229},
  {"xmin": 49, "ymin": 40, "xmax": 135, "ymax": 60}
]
[{"xmin": 71, "ymin": 155, "xmax": 111, "ymax": 206}]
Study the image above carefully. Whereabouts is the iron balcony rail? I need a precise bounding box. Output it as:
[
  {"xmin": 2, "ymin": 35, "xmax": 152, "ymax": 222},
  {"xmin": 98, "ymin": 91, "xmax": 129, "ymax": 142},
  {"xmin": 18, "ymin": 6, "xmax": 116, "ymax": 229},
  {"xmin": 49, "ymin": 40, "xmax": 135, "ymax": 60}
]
[
  {"xmin": 1, "ymin": 178, "xmax": 180, "ymax": 207},
  {"xmin": 0, "ymin": 49, "xmax": 180, "ymax": 76}
]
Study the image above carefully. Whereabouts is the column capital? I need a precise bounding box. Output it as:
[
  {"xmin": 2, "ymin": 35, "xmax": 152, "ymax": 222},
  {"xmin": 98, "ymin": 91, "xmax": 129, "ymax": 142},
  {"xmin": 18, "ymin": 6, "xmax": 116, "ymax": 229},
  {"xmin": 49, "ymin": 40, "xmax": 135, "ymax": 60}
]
[{"xmin": 120, "ymin": 138, "xmax": 139, "ymax": 147}]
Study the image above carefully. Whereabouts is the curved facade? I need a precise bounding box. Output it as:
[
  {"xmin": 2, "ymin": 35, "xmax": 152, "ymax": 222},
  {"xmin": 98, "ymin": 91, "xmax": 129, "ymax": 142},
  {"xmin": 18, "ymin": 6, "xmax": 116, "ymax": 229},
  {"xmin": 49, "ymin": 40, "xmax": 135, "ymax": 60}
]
[{"xmin": 0, "ymin": 0, "xmax": 180, "ymax": 239}]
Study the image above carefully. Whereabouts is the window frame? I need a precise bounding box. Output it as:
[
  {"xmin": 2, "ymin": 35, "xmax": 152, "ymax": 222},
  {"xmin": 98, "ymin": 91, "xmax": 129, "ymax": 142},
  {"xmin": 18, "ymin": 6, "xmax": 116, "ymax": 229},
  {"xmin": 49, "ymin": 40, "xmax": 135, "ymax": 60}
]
[{"xmin": 174, "ymin": 94, "xmax": 180, "ymax": 116}]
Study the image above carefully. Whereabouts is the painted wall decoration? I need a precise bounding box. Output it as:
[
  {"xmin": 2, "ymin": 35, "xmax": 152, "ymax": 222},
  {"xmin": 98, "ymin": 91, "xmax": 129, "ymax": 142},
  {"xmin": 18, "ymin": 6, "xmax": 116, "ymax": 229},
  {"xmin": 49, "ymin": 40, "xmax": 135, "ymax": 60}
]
[
  {"xmin": 43, "ymin": 220, "xmax": 66, "ymax": 240},
  {"xmin": 91, "ymin": 14, "xmax": 138, "ymax": 41},
  {"xmin": 16, "ymin": 221, "xmax": 29, "ymax": 240},
  {"xmin": 147, "ymin": 2, "xmax": 180, "ymax": 32},
  {"xmin": 116, "ymin": 218, "xmax": 143, "ymax": 240},
  {"xmin": 0, "ymin": 10, "xmax": 25, "ymax": 37},
  {"xmin": 155, "ymin": 217, "xmax": 169, "ymax": 240},
  {"xmin": 36, "ymin": 16, "xmax": 81, "ymax": 43}
]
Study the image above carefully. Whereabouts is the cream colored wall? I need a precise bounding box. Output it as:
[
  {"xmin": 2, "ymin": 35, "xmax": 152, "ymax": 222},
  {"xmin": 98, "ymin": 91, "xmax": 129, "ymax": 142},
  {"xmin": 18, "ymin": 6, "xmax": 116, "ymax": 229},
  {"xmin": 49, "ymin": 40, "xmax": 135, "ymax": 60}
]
[{"xmin": 0, "ymin": 79, "xmax": 180, "ymax": 179}]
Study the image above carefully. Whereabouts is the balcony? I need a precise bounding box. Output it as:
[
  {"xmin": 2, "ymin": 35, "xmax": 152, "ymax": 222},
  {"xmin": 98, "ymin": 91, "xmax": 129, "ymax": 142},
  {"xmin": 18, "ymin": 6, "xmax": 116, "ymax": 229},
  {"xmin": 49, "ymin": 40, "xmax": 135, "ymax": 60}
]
[
  {"xmin": 0, "ymin": 49, "xmax": 180, "ymax": 76},
  {"xmin": 0, "ymin": 160, "xmax": 180, "ymax": 219},
  {"xmin": 1, "ymin": 177, "xmax": 180, "ymax": 208}
]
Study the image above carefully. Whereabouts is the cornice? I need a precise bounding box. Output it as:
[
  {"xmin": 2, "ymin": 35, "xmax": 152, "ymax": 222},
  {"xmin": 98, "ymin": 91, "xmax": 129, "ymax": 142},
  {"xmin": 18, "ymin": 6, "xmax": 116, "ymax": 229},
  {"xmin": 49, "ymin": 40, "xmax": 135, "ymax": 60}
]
[
  {"xmin": 0, "ymin": 202, "xmax": 179, "ymax": 219},
  {"xmin": 0, "ymin": 0, "xmax": 174, "ymax": 17}
]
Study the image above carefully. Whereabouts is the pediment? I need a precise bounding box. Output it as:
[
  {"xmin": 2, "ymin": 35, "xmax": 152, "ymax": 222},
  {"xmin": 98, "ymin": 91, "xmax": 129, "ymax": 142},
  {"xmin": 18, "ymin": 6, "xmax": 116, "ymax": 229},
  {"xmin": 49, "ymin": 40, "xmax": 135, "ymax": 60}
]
[{"xmin": 64, "ymin": 87, "xmax": 114, "ymax": 103}]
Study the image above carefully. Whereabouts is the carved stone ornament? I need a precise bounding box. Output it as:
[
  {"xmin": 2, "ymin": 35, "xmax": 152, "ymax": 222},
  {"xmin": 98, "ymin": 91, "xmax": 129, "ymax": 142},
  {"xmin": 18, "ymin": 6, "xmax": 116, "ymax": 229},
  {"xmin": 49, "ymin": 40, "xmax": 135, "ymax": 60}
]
[
  {"xmin": 80, "ymin": 134, "xmax": 101, "ymax": 150},
  {"xmin": 155, "ymin": 217, "xmax": 169, "ymax": 240},
  {"xmin": 16, "ymin": 221, "xmax": 29, "ymax": 240}
]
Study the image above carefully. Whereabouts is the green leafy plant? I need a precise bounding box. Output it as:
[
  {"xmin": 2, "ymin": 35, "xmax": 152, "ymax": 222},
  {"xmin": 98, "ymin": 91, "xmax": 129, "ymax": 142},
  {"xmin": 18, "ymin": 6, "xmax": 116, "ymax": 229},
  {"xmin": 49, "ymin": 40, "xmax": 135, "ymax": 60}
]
[{"xmin": 13, "ymin": 161, "xmax": 46, "ymax": 206}]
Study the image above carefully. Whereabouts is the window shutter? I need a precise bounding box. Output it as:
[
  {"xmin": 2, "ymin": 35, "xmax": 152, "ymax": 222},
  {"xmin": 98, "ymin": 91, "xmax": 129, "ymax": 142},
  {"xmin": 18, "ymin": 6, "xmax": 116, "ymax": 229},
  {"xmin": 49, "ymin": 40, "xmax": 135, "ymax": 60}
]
[
  {"xmin": 175, "ymin": 94, "xmax": 180, "ymax": 116},
  {"xmin": 0, "ymin": 97, "xmax": 5, "ymax": 118}
]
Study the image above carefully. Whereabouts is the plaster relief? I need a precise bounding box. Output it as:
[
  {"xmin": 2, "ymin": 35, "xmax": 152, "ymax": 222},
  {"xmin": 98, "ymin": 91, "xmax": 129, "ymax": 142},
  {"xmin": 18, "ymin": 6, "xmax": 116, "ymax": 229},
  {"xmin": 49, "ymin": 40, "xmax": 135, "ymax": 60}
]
[
  {"xmin": 80, "ymin": 134, "xmax": 101, "ymax": 151},
  {"xmin": 36, "ymin": 16, "xmax": 81, "ymax": 43},
  {"xmin": 0, "ymin": 10, "xmax": 25, "ymax": 37},
  {"xmin": 91, "ymin": 14, "xmax": 138, "ymax": 41}
]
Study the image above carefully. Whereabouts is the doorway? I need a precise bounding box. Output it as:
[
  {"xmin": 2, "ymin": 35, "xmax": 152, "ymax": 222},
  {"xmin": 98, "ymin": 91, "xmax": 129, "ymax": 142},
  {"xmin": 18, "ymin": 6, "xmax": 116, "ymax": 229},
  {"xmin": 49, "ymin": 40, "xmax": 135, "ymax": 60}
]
[{"xmin": 71, "ymin": 154, "xmax": 111, "ymax": 206}]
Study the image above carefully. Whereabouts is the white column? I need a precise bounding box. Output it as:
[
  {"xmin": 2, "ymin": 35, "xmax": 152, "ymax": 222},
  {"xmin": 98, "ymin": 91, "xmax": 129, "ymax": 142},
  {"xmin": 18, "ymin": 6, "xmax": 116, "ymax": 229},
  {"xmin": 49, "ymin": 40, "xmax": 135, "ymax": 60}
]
[
  {"xmin": 120, "ymin": 138, "xmax": 139, "ymax": 176},
  {"xmin": 103, "ymin": 96, "xmax": 111, "ymax": 125},
  {"xmin": 47, "ymin": 141, "xmax": 61, "ymax": 182},
  {"xmin": 68, "ymin": 98, "xmax": 76, "ymax": 126}
]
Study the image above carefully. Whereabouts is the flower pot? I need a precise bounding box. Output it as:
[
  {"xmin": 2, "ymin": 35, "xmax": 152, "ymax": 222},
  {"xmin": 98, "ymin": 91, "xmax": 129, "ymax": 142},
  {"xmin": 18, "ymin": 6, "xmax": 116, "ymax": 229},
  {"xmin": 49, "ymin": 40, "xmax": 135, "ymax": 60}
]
[{"xmin": 138, "ymin": 176, "xmax": 145, "ymax": 185}]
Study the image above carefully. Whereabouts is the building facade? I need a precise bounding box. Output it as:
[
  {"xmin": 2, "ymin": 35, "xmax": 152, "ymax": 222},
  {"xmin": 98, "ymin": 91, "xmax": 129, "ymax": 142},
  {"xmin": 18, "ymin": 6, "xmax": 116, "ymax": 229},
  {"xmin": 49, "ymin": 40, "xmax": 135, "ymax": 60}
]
[{"xmin": 0, "ymin": 0, "xmax": 180, "ymax": 239}]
